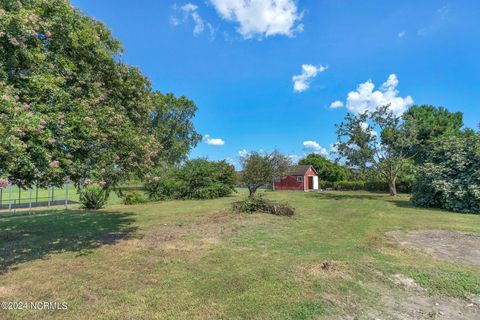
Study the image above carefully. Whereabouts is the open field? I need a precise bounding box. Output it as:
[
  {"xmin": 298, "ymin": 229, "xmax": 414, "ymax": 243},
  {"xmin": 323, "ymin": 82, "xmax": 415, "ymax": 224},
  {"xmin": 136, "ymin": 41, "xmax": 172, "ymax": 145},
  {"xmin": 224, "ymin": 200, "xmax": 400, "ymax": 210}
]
[{"xmin": 1, "ymin": 190, "xmax": 479, "ymax": 319}]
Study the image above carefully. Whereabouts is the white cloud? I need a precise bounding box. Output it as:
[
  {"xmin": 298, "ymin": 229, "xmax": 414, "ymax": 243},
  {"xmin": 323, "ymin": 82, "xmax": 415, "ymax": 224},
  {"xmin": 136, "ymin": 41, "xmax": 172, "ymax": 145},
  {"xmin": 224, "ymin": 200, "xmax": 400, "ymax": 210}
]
[
  {"xmin": 210, "ymin": 0, "xmax": 303, "ymax": 39},
  {"xmin": 171, "ymin": 3, "xmax": 213, "ymax": 37},
  {"xmin": 204, "ymin": 135, "xmax": 225, "ymax": 146},
  {"xmin": 170, "ymin": 16, "xmax": 180, "ymax": 26},
  {"xmin": 191, "ymin": 12, "xmax": 205, "ymax": 35},
  {"xmin": 180, "ymin": 3, "xmax": 198, "ymax": 12},
  {"xmin": 344, "ymin": 74, "xmax": 414, "ymax": 115},
  {"xmin": 397, "ymin": 31, "xmax": 406, "ymax": 38},
  {"xmin": 288, "ymin": 154, "xmax": 302, "ymax": 164},
  {"xmin": 303, "ymin": 140, "xmax": 328, "ymax": 156},
  {"xmin": 238, "ymin": 149, "xmax": 249, "ymax": 157},
  {"xmin": 329, "ymin": 143, "xmax": 338, "ymax": 153},
  {"xmin": 329, "ymin": 100, "xmax": 344, "ymax": 109},
  {"xmin": 360, "ymin": 122, "xmax": 378, "ymax": 138},
  {"xmin": 180, "ymin": 3, "xmax": 205, "ymax": 35},
  {"xmin": 292, "ymin": 64, "xmax": 328, "ymax": 93}
]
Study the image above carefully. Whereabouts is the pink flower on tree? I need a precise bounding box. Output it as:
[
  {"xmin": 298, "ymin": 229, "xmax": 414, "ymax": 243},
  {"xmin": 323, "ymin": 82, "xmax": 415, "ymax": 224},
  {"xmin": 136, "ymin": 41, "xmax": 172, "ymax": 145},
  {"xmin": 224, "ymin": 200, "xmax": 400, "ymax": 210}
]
[
  {"xmin": 99, "ymin": 180, "xmax": 107, "ymax": 188},
  {"xmin": 23, "ymin": 103, "xmax": 30, "ymax": 111},
  {"xmin": 38, "ymin": 119, "xmax": 46, "ymax": 130},
  {"xmin": 49, "ymin": 160, "xmax": 60, "ymax": 168},
  {"xmin": 0, "ymin": 178, "xmax": 10, "ymax": 189},
  {"xmin": 84, "ymin": 178, "xmax": 93, "ymax": 186},
  {"xmin": 9, "ymin": 37, "xmax": 20, "ymax": 46}
]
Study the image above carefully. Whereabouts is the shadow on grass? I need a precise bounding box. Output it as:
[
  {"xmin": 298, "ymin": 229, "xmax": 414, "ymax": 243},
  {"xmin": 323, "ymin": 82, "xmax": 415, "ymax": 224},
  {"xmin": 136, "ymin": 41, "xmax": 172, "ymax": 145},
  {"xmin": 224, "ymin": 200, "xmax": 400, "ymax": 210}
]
[
  {"xmin": 311, "ymin": 192, "xmax": 384, "ymax": 201},
  {"xmin": 312, "ymin": 191, "xmax": 417, "ymax": 208},
  {"xmin": 0, "ymin": 209, "xmax": 137, "ymax": 273}
]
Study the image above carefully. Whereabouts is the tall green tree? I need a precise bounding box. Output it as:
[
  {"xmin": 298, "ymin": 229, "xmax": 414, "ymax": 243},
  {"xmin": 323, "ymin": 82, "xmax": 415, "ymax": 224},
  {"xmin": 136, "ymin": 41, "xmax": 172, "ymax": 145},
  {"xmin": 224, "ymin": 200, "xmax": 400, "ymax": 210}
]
[
  {"xmin": 298, "ymin": 153, "xmax": 350, "ymax": 182},
  {"xmin": 149, "ymin": 92, "xmax": 201, "ymax": 166},
  {"xmin": 402, "ymin": 105, "xmax": 463, "ymax": 163},
  {"xmin": 0, "ymin": 0, "xmax": 199, "ymax": 189},
  {"xmin": 336, "ymin": 106, "xmax": 417, "ymax": 196},
  {"xmin": 240, "ymin": 150, "xmax": 291, "ymax": 196}
]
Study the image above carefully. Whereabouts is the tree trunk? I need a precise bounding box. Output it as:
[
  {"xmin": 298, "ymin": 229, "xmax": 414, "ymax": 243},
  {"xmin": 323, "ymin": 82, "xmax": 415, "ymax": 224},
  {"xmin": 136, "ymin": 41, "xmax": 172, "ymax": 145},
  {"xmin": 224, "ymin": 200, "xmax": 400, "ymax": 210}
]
[
  {"xmin": 388, "ymin": 179, "xmax": 397, "ymax": 196},
  {"xmin": 248, "ymin": 186, "xmax": 256, "ymax": 197}
]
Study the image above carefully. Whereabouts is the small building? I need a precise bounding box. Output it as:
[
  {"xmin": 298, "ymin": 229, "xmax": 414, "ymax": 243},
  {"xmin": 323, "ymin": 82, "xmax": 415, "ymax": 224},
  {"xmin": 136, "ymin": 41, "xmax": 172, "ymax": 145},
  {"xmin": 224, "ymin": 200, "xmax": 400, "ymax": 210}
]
[{"xmin": 273, "ymin": 165, "xmax": 319, "ymax": 192}]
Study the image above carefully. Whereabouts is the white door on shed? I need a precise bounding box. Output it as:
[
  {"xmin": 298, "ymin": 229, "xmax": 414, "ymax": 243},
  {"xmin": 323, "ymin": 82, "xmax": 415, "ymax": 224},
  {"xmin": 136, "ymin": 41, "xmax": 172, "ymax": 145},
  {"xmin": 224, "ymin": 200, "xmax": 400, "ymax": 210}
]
[{"xmin": 313, "ymin": 176, "xmax": 319, "ymax": 190}]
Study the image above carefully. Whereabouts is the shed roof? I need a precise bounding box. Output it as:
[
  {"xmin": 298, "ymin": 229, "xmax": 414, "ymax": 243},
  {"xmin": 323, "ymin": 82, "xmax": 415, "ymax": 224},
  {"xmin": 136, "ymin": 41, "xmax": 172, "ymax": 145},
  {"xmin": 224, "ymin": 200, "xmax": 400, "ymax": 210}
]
[{"xmin": 287, "ymin": 165, "xmax": 317, "ymax": 176}]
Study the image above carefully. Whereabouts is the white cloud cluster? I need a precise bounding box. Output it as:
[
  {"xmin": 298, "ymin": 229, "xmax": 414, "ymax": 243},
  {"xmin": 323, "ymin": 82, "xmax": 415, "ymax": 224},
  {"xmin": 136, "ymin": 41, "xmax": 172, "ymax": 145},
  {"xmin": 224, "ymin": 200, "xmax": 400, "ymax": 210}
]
[
  {"xmin": 288, "ymin": 154, "xmax": 302, "ymax": 164},
  {"xmin": 292, "ymin": 64, "xmax": 327, "ymax": 93},
  {"xmin": 303, "ymin": 140, "xmax": 328, "ymax": 156},
  {"xmin": 204, "ymin": 134, "xmax": 225, "ymax": 146},
  {"xmin": 210, "ymin": 0, "xmax": 303, "ymax": 39},
  {"xmin": 343, "ymin": 74, "xmax": 413, "ymax": 115},
  {"xmin": 329, "ymin": 100, "xmax": 343, "ymax": 109},
  {"xmin": 172, "ymin": 3, "xmax": 214, "ymax": 37},
  {"xmin": 397, "ymin": 31, "xmax": 406, "ymax": 38}
]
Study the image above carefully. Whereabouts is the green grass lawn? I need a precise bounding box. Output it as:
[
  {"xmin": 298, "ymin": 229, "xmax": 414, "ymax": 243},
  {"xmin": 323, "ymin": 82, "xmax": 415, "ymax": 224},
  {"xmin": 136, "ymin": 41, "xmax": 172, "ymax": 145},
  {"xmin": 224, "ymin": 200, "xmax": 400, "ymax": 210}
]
[
  {"xmin": 1, "ymin": 190, "xmax": 479, "ymax": 319},
  {"xmin": 0, "ymin": 183, "xmax": 142, "ymax": 211}
]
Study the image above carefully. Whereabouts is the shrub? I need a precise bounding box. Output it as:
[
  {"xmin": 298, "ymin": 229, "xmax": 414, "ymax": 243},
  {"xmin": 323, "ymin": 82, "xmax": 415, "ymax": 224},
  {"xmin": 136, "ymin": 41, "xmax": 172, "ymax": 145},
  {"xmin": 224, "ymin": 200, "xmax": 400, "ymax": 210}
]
[
  {"xmin": 232, "ymin": 196, "xmax": 295, "ymax": 216},
  {"xmin": 144, "ymin": 174, "xmax": 184, "ymax": 201},
  {"xmin": 80, "ymin": 184, "xmax": 108, "ymax": 210},
  {"xmin": 124, "ymin": 191, "xmax": 147, "ymax": 205},
  {"xmin": 318, "ymin": 181, "xmax": 334, "ymax": 189},
  {"xmin": 333, "ymin": 181, "xmax": 365, "ymax": 191},
  {"xmin": 365, "ymin": 180, "xmax": 389, "ymax": 192},
  {"xmin": 145, "ymin": 159, "xmax": 236, "ymax": 201},
  {"xmin": 412, "ymin": 135, "xmax": 480, "ymax": 213}
]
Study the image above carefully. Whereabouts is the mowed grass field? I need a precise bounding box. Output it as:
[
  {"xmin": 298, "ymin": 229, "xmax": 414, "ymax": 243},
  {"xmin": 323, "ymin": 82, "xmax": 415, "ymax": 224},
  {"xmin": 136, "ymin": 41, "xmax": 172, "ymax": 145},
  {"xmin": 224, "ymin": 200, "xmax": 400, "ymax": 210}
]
[
  {"xmin": 1, "ymin": 190, "xmax": 479, "ymax": 319},
  {"xmin": 0, "ymin": 183, "xmax": 142, "ymax": 211}
]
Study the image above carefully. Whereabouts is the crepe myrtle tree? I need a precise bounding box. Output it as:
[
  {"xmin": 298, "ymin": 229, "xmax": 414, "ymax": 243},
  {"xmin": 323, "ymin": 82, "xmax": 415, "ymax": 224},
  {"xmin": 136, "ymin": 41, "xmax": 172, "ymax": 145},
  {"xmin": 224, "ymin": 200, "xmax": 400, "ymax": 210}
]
[
  {"xmin": 240, "ymin": 150, "xmax": 291, "ymax": 197},
  {"xmin": 335, "ymin": 105, "xmax": 418, "ymax": 196},
  {"xmin": 0, "ymin": 1, "xmax": 199, "ymax": 190}
]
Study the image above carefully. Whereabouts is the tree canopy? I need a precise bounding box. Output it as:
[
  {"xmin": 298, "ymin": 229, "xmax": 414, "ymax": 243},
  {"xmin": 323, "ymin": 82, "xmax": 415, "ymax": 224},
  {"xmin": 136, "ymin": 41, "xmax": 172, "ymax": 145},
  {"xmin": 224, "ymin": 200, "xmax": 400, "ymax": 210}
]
[
  {"xmin": 402, "ymin": 105, "xmax": 463, "ymax": 163},
  {"xmin": 412, "ymin": 133, "xmax": 480, "ymax": 213},
  {"xmin": 336, "ymin": 106, "xmax": 417, "ymax": 196},
  {"xmin": 149, "ymin": 92, "xmax": 202, "ymax": 166},
  {"xmin": 0, "ymin": 0, "xmax": 199, "ymax": 188},
  {"xmin": 240, "ymin": 150, "xmax": 291, "ymax": 196},
  {"xmin": 298, "ymin": 153, "xmax": 350, "ymax": 182}
]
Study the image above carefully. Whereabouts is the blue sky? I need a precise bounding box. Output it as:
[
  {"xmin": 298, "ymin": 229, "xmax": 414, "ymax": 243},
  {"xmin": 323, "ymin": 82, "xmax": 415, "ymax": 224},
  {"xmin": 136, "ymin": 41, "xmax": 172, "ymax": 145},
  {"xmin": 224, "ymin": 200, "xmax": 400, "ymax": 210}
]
[{"xmin": 71, "ymin": 0, "xmax": 480, "ymax": 167}]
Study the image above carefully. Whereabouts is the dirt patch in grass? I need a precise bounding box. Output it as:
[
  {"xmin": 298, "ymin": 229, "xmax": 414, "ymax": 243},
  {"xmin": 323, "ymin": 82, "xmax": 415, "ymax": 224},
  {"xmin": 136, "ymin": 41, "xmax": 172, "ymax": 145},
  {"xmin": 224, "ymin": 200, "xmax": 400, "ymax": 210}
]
[
  {"xmin": 390, "ymin": 274, "xmax": 427, "ymax": 292},
  {"xmin": 370, "ymin": 281, "xmax": 480, "ymax": 320},
  {"xmin": 301, "ymin": 260, "xmax": 351, "ymax": 280},
  {"xmin": 141, "ymin": 210, "xmax": 265, "ymax": 253},
  {"xmin": 388, "ymin": 230, "xmax": 480, "ymax": 266}
]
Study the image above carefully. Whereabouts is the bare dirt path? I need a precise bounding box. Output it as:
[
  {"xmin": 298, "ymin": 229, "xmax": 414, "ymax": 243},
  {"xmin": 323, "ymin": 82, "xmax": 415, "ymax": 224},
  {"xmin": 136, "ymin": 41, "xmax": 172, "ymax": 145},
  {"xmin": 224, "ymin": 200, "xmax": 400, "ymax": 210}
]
[{"xmin": 388, "ymin": 230, "xmax": 480, "ymax": 266}]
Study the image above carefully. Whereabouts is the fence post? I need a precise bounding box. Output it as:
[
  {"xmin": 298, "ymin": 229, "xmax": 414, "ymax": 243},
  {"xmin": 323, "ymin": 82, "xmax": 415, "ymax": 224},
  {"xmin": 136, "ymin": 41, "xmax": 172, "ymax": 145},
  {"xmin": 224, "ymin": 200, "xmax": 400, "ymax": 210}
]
[
  {"xmin": 8, "ymin": 185, "xmax": 12, "ymax": 211},
  {"xmin": 29, "ymin": 188, "xmax": 33, "ymax": 212},
  {"xmin": 47, "ymin": 186, "xmax": 51, "ymax": 207},
  {"xmin": 65, "ymin": 177, "xmax": 70, "ymax": 209}
]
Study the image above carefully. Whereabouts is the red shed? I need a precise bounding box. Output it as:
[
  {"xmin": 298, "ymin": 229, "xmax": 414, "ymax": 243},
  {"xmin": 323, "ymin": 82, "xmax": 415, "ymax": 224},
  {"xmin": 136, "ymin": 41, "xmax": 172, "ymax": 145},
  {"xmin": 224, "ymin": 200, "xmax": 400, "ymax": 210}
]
[{"xmin": 273, "ymin": 165, "xmax": 319, "ymax": 192}]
